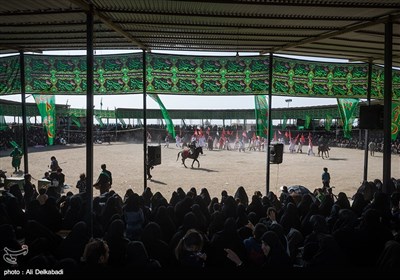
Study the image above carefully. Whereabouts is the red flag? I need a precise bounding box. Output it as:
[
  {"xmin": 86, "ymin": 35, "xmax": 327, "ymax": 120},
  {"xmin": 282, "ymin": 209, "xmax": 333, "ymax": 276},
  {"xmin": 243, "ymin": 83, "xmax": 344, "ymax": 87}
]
[
  {"xmin": 285, "ymin": 131, "xmax": 288, "ymax": 138},
  {"xmin": 278, "ymin": 130, "xmax": 282, "ymax": 135},
  {"xmin": 194, "ymin": 129, "xmax": 198, "ymax": 136},
  {"xmin": 222, "ymin": 128, "xmax": 226, "ymax": 137},
  {"xmin": 300, "ymin": 134, "xmax": 305, "ymax": 143},
  {"xmin": 206, "ymin": 127, "xmax": 210, "ymax": 135},
  {"xmin": 273, "ymin": 131, "xmax": 277, "ymax": 141},
  {"xmin": 252, "ymin": 132, "xmax": 256, "ymax": 140},
  {"xmin": 288, "ymin": 130, "xmax": 292, "ymax": 139},
  {"xmin": 242, "ymin": 131, "xmax": 247, "ymax": 138}
]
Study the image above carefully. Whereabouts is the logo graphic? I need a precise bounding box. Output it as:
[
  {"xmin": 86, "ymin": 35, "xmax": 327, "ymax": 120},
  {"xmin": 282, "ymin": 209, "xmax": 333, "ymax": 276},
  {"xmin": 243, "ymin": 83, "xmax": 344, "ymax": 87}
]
[{"xmin": 3, "ymin": 245, "xmax": 28, "ymax": 265}]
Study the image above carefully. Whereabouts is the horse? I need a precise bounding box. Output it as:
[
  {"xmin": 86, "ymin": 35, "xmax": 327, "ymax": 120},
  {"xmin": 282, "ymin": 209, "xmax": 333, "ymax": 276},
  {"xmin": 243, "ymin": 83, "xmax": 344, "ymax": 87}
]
[
  {"xmin": 318, "ymin": 144, "xmax": 330, "ymax": 159},
  {"xmin": 177, "ymin": 147, "xmax": 203, "ymax": 168}
]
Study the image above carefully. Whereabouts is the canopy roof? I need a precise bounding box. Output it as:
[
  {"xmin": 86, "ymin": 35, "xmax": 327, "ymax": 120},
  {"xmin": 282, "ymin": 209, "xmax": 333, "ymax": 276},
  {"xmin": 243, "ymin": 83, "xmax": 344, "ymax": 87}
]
[{"xmin": 1, "ymin": 0, "xmax": 400, "ymax": 66}]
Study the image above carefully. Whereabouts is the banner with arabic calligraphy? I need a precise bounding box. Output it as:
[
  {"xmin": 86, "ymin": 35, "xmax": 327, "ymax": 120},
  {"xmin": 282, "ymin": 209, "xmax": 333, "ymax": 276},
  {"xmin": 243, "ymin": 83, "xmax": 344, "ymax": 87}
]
[
  {"xmin": 33, "ymin": 94, "xmax": 56, "ymax": 145},
  {"xmin": 1, "ymin": 53, "xmax": 400, "ymax": 98},
  {"xmin": 392, "ymin": 102, "xmax": 400, "ymax": 140}
]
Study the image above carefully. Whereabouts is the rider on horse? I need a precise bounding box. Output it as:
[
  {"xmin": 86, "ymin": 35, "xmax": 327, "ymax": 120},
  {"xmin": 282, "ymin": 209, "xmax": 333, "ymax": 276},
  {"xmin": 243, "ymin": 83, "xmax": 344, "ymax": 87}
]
[{"xmin": 189, "ymin": 140, "xmax": 197, "ymax": 155}]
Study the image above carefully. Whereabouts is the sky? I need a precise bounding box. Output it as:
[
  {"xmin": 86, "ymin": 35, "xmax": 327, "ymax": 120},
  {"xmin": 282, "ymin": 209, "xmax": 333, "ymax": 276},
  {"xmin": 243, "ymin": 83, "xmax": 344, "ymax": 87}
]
[{"xmin": 1, "ymin": 50, "xmax": 348, "ymax": 124}]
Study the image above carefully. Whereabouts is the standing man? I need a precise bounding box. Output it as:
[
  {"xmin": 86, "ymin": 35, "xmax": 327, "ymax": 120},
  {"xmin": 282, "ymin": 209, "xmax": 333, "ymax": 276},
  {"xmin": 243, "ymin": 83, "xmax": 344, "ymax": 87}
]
[
  {"xmin": 322, "ymin": 167, "xmax": 331, "ymax": 192},
  {"xmin": 10, "ymin": 147, "xmax": 23, "ymax": 173},
  {"xmin": 368, "ymin": 141, "xmax": 376, "ymax": 156},
  {"xmin": 93, "ymin": 164, "xmax": 112, "ymax": 194}
]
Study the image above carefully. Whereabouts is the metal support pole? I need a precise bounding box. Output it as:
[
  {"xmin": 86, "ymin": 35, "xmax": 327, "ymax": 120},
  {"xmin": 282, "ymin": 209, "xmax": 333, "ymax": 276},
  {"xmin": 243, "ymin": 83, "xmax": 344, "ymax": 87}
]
[
  {"xmin": 85, "ymin": 4, "xmax": 94, "ymax": 237},
  {"xmin": 383, "ymin": 19, "xmax": 393, "ymax": 193},
  {"xmin": 143, "ymin": 50, "xmax": 147, "ymax": 190},
  {"xmin": 266, "ymin": 53, "xmax": 273, "ymax": 195},
  {"xmin": 19, "ymin": 51, "xmax": 29, "ymax": 174},
  {"xmin": 363, "ymin": 61, "xmax": 372, "ymax": 182}
]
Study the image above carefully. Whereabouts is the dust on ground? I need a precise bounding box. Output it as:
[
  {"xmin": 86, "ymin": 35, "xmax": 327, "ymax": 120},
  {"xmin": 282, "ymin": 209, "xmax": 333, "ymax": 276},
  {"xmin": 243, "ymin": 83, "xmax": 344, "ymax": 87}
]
[{"xmin": 1, "ymin": 142, "xmax": 399, "ymax": 199}]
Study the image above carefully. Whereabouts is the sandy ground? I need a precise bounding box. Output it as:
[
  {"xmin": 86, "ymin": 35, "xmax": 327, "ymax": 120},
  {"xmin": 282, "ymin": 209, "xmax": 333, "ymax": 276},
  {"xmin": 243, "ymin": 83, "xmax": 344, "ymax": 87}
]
[{"xmin": 1, "ymin": 142, "xmax": 399, "ymax": 200}]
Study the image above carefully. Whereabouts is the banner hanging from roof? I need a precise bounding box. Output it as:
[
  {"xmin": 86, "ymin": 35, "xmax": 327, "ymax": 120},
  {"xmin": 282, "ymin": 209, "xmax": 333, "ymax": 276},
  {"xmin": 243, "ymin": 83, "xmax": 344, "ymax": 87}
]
[
  {"xmin": 337, "ymin": 98, "xmax": 359, "ymax": 139},
  {"xmin": 1, "ymin": 53, "xmax": 400, "ymax": 98},
  {"xmin": 254, "ymin": 95, "xmax": 269, "ymax": 139},
  {"xmin": 148, "ymin": 94, "xmax": 176, "ymax": 138},
  {"xmin": 33, "ymin": 94, "xmax": 56, "ymax": 145}
]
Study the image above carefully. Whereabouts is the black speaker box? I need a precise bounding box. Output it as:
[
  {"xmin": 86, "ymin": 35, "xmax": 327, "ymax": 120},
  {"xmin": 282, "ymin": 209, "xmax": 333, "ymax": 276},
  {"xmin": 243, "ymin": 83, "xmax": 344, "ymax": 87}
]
[
  {"xmin": 270, "ymin": 143, "xmax": 284, "ymax": 164},
  {"xmin": 148, "ymin": 145, "xmax": 161, "ymax": 166},
  {"xmin": 359, "ymin": 105, "xmax": 383, "ymax": 130}
]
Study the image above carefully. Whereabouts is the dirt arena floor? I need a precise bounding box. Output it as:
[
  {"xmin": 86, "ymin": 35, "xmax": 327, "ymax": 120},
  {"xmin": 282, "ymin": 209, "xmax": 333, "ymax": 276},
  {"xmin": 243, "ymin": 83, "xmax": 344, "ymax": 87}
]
[{"xmin": 1, "ymin": 142, "xmax": 400, "ymax": 200}]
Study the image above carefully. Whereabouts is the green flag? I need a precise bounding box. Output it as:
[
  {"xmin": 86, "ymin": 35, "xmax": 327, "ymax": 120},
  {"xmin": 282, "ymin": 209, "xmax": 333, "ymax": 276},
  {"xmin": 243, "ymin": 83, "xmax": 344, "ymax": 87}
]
[
  {"xmin": 33, "ymin": 94, "xmax": 56, "ymax": 145},
  {"xmin": 337, "ymin": 98, "xmax": 359, "ymax": 139},
  {"xmin": 282, "ymin": 116, "xmax": 287, "ymax": 130},
  {"xmin": 9, "ymin": 140, "xmax": 19, "ymax": 149},
  {"xmin": 0, "ymin": 105, "xmax": 7, "ymax": 131},
  {"xmin": 95, "ymin": 115, "xmax": 104, "ymax": 128},
  {"xmin": 391, "ymin": 102, "xmax": 400, "ymax": 140},
  {"xmin": 305, "ymin": 115, "xmax": 311, "ymax": 129},
  {"xmin": 325, "ymin": 114, "xmax": 332, "ymax": 132},
  {"xmin": 118, "ymin": 118, "xmax": 126, "ymax": 127},
  {"xmin": 70, "ymin": 114, "xmax": 81, "ymax": 128},
  {"xmin": 148, "ymin": 94, "xmax": 175, "ymax": 138},
  {"xmin": 254, "ymin": 95, "xmax": 269, "ymax": 138}
]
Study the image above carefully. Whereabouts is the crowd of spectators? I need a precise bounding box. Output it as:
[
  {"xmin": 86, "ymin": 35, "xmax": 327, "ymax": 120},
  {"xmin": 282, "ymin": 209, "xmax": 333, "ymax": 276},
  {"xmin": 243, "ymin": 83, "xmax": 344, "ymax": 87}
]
[{"xmin": 1, "ymin": 177, "xmax": 399, "ymax": 278}]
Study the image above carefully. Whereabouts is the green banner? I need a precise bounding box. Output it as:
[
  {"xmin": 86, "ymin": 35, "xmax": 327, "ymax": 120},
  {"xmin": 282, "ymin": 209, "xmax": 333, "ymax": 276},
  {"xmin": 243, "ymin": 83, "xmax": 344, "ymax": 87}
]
[
  {"xmin": 0, "ymin": 56, "xmax": 20, "ymax": 95},
  {"xmin": 391, "ymin": 102, "xmax": 400, "ymax": 140},
  {"xmin": 337, "ymin": 98, "xmax": 359, "ymax": 139},
  {"xmin": 95, "ymin": 115, "xmax": 104, "ymax": 127},
  {"xmin": 33, "ymin": 94, "xmax": 56, "ymax": 145},
  {"xmin": 305, "ymin": 115, "xmax": 311, "ymax": 129},
  {"xmin": 148, "ymin": 94, "xmax": 175, "ymax": 138},
  {"xmin": 254, "ymin": 95, "xmax": 269, "ymax": 138},
  {"xmin": 1, "ymin": 53, "xmax": 400, "ymax": 98},
  {"xmin": 70, "ymin": 114, "xmax": 81, "ymax": 128},
  {"xmin": 118, "ymin": 118, "xmax": 126, "ymax": 127},
  {"xmin": 282, "ymin": 116, "xmax": 287, "ymax": 130},
  {"xmin": 325, "ymin": 114, "xmax": 332, "ymax": 132},
  {"xmin": 0, "ymin": 105, "xmax": 7, "ymax": 131}
]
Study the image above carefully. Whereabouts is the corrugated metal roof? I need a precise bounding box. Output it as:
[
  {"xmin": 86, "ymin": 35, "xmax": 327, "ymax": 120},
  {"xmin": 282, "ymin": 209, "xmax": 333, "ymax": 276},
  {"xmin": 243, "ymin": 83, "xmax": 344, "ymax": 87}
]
[{"xmin": 1, "ymin": 0, "xmax": 399, "ymax": 65}]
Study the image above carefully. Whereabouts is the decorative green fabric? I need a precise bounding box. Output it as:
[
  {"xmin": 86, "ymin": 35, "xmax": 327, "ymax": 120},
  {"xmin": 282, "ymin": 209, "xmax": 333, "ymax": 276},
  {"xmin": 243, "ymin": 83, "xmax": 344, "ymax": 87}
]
[
  {"xmin": 70, "ymin": 114, "xmax": 81, "ymax": 128},
  {"xmin": 254, "ymin": 95, "xmax": 269, "ymax": 138},
  {"xmin": 95, "ymin": 115, "xmax": 104, "ymax": 127},
  {"xmin": 337, "ymin": 98, "xmax": 359, "ymax": 139},
  {"xmin": 1, "ymin": 53, "xmax": 399, "ymax": 98},
  {"xmin": 391, "ymin": 102, "xmax": 400, "ymax": 140},
  {"xmin": 0, "ymin": 56, "xmax": 20, "ymax": 94},
  {"xmin": 305, "ymin": 115, "xmax": 311, "ymax": 129},
  {"xmin": 33, "ymin": 94, "xmax": 56, "ymax": 145},
  {"xmin": 325, "ymin": 114, "xmax": 332, "ymax": 132},
  {"xmin": 148, "ymin": 94, "xmax": 175, "ymax": 138}
]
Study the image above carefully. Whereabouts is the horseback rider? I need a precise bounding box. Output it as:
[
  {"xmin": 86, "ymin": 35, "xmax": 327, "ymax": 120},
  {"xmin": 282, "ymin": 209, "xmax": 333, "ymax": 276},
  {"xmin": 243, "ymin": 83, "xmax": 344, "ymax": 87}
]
[{"xmin": 189, "ymin": 139, "xmax": 197, "ymax": 155}]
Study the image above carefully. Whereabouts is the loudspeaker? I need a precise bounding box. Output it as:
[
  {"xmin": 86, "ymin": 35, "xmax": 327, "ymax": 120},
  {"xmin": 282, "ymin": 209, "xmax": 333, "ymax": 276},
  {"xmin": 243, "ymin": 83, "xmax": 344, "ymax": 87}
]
[
  {"xmin": 359, "ymin": 105, "xmax": 384, "ymax": 130},
  {"xmin": 148, "ymin": 145, "xmax": 161, "ymax": 166},
  {"xmin": 270, "ymin": 143, "xmax": 284, "ymax": 164}
]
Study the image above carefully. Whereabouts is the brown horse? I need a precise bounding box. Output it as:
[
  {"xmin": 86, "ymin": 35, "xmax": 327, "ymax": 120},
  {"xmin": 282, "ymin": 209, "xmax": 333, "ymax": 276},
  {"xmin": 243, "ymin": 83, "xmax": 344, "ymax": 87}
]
[{"xmin": 177, "ymin": 147, "xmax": 203, "ymax": 168}]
